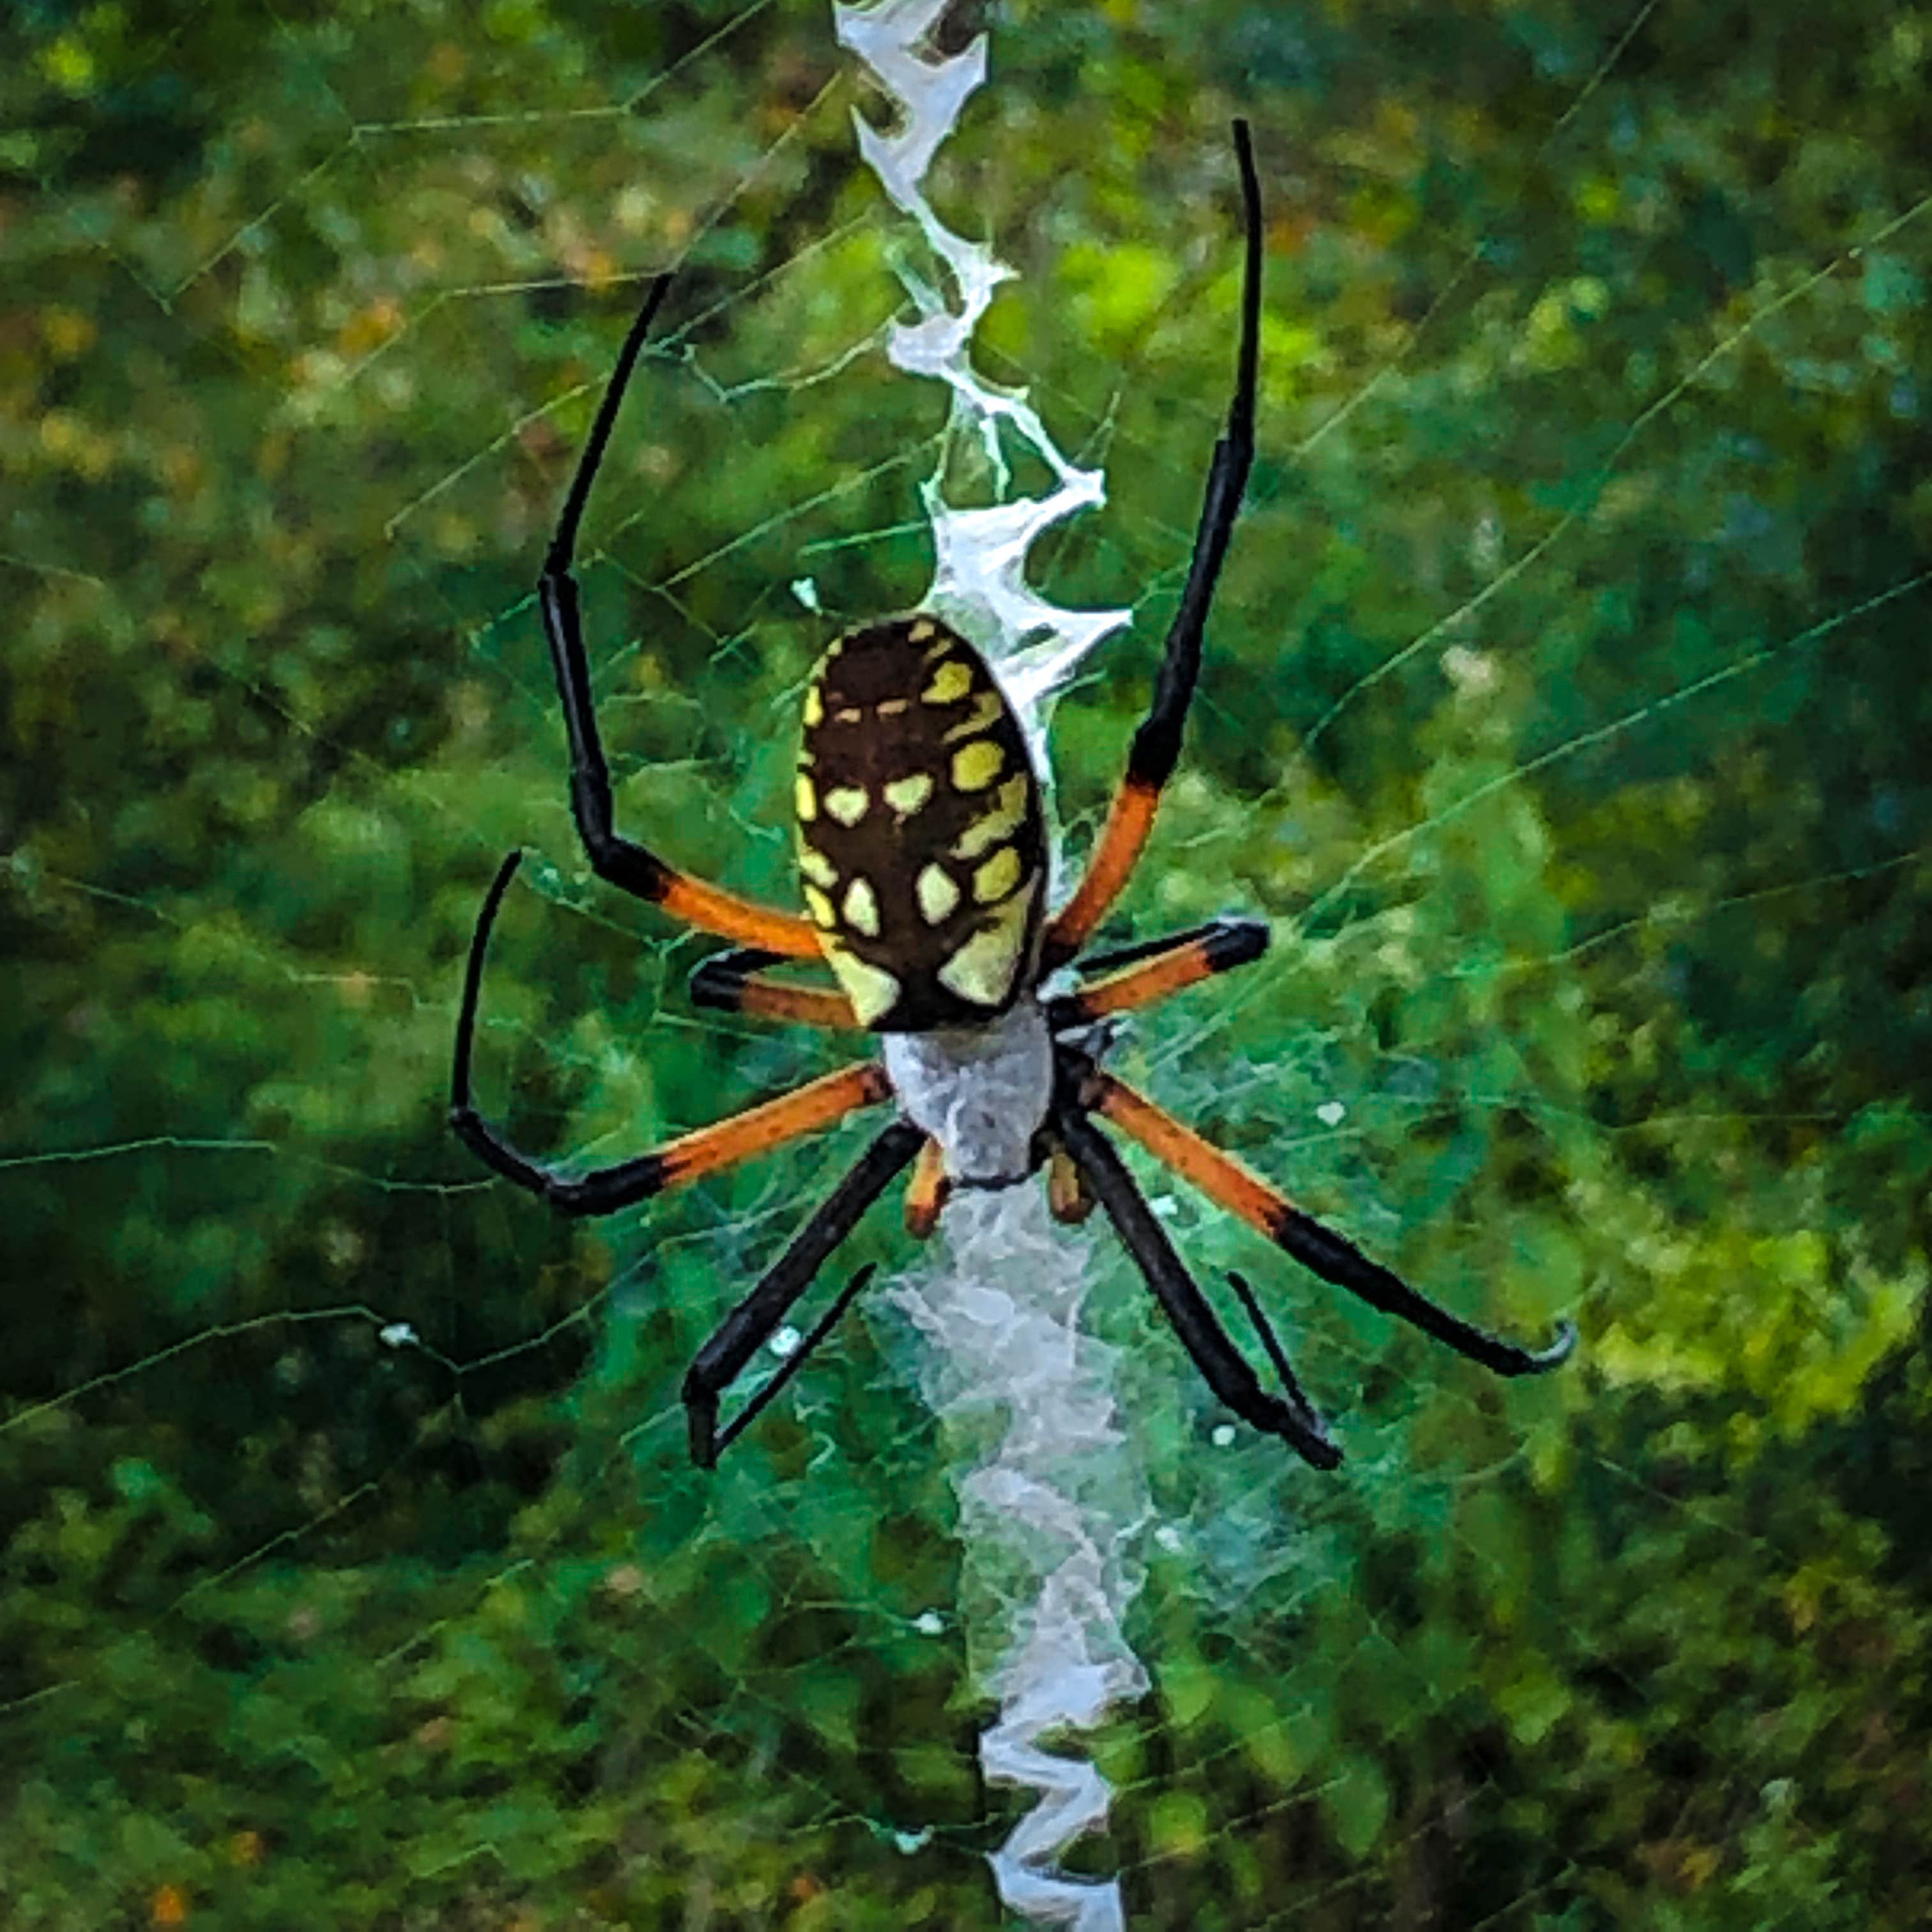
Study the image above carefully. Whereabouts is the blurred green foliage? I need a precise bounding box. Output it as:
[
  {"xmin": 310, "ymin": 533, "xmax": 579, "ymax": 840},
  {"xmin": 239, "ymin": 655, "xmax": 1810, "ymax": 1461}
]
[{"xmin": 3, "ymin": 0, "xmax": 1929, "ymax": 1924}]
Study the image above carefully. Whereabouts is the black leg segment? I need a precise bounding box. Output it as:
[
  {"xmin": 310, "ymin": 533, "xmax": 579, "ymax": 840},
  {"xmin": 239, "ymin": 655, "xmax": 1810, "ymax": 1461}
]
[
  {"xmin": 1125, "ymin": 118, "xmax": 1263, "ymax": 797},
  {"xmin": 1041, "ymin": 121, "xmax": 1265, "ymax": 967},
  {"xmin": 1054, "ymin": 1101, "xmax": 1342, "ymax": 1469},
  {"xmin": 448, "ymin": 848, "xmax": 673, "ymax": 1215},
  {"xmin": 528, "ymin": 279, "xmax": 818, "ymax": 956},
  {"xmin": 684, "ymin": 1119, "xmax": 925, "ymax": 1466},
  {"xmin": 689, "ymin": 947, "xmax": 785, "ymax": 1011},
  {"xmin": 1067, "ymin": 915, "xmax": 1269, "ymax": 983},
  {"xmin": 539, "ymin": 278, "xmax": 679, "ymax": 908},
  {"xmin": 1267, "ymin": 1203, "xmax": 1578, "ymax": 1379}
]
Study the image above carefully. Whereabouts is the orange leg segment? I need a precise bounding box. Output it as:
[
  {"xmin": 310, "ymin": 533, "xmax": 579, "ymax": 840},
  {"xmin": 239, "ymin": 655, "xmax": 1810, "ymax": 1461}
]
[
  {"xmin": 654, "ymin": 876, "xmax": 823, "ymax": 958},
  {"xmin": 1049, "ymin": 915, "xmax": 1268, "ymax": 1028},
  {"xmin": 1081, "ymin": 1068, "xmax": 1293, "ymax": 1243},
  {"xmin": 1045, "ymin": 1140, "xmax": 1097, "ymax": 1224},
  {"xmin": 727, "ymin": 978, "xmax": 859, "ymax": 1029},
  {"xmin": 904, "ymin": 1138, "xmax": 951, "ymax": 1238},
  {"xmin": 651, "ymin": 1062, "xmax": 893, "ymax": 1193},
  {"xmin": 1043, "ymin": 777, "xmax": 1160, "ymax": 964},
  {"xmin": 453, "ymin": 1055, "xmax": 892, "ymax": 1218},
  {"xmin": 689, "ymin": 947, "xmax": 861, "ymax": 1029}
]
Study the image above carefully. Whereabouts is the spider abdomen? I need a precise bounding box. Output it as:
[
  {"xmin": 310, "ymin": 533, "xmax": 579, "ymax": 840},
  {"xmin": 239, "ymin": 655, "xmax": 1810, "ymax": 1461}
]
[{"xmin": 795, "ymin": 616, "xmax": 1047, "ymax": 1032}]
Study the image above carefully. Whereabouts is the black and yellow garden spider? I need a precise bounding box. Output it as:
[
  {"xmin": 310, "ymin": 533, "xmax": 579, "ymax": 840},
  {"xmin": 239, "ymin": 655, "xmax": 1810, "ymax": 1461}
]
[{"xmin": 450, "ymin": 123, "xmax": 1574, "ymax": 1470}]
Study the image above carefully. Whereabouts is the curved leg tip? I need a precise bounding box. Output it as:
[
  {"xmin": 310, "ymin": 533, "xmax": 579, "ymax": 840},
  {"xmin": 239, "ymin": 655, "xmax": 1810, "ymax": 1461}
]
[
  {"xmin": 1292, "ymin": 1419, "xmax": 1344, "ymax": 1472},
  {"xmin": 1529, "ymin": 1319, "xmax": 1580, "ymax": 1373}
]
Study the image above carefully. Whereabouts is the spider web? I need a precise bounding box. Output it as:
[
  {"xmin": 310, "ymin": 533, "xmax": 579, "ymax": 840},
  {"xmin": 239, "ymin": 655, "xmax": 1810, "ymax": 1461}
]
[{"xmin": 4, "ymin": 1, "xmax": 1931, "ymax": 1926}]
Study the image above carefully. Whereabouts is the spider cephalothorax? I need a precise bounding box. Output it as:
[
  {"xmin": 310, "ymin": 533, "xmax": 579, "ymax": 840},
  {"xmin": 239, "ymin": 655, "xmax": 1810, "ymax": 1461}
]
[{"xmin": 450, "ymin": 122, "xmax": 1574, "ymax": 1469}]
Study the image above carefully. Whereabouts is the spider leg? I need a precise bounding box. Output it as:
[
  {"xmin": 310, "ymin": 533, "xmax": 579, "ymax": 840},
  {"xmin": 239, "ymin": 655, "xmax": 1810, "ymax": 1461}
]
[
  {"xmin": 684, "ymin": 1119, "xmax": 926, "ymax": 1466},
  {"xmin": 1053, "ymin": 1100, "xmax": 1340, "ymax": 1466},
  {"xmin": 1082, "ymin": 1068, "xmax": 1577, "ymax": 1376},
  {"xmin": 1043, "ymin": 121, "xmax": 1262, "ymax": 967},
  {"xmin": 1044, "ymin": 1133, "xmax": 1097, "ymax": 1225},
  {"xmin": 903, "ymin": 1137, "xmax": 950, "ymax": 1238},
  {"xmin": 539, "ymin": 275, "xmax": 820, "ymax": 958},
  {"xmin": 450, "ymin": 852, "xmax": 889, "ymax": 1215},
  {"xmin": 1047, "ymin": 915, "xmax": 1268, "ymax": 1029},
  {"xmin": 688, "ymin": 946, "xmax": 861, "ymax": 1031},
  {"xmin": 1226, "ymin": 1268, "xmax": 1324, "ymax": 1423}
]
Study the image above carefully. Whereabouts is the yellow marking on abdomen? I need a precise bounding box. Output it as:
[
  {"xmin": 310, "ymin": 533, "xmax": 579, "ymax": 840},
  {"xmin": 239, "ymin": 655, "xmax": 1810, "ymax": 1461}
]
[
  {"xmin": 795, "ymin": 774, "xmax": 818, "ymax": 822},
  {"xmin": 923, "ymin": 659, "xmax": 973, "ymax": 705},
  {"xmin": 937, "ymin": 884, "xmax": 1037, "ymax": 1008},
  {"xmin": 802, "ymin": 684, "xmax": 824, "ymax": 728},
  {"xmin": 884, "ymin": 772, "xmax": 935, "ymax": 817},
  {"xmin": 797, "ymin": 844, "xmax": 838, "ymax": 889},
  {"xmin": 842, "ymin": 877, "xmax": 881, "ymax": 937},
  {"xmin": 951, "ymin": 740, "xmax": 1004, "ymax": 792},
  {"xmin": 972, "ymin": 845, "xmax": 1022, "ymax": 904},
  {"xmin": 952, "ymin": 773, "xmax": 1031, "ymax": 860},
  {"xmin": 826, "ymin": 946, "xmax": 901, "ymax": 1027},
  {"xmin": 942, "ymin": 691, "xmax": 1004, "ymax": 741},
  {"xmin": 916, "ymin": 864, "xmax": 962, "ymax": 924},
  {"xmin": 824, "ymin": 786, "xmax": 870, "ymax": 827},
  {"xmin": 803, "ymin": 884, "xmax": 836, "ymax": 928}
]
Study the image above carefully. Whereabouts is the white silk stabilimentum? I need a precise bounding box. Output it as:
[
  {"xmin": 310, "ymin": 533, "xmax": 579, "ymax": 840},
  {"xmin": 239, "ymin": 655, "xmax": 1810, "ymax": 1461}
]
[{"xmin": 834, "ymin": 3, "xmax": 1151, "ymax": 1925}]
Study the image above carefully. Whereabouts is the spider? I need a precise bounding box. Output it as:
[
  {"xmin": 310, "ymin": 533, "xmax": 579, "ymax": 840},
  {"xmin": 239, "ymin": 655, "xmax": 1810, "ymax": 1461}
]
[{"xmin": 450, "ymin": 121, "xmax": 1575, "ymax": 1470}]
